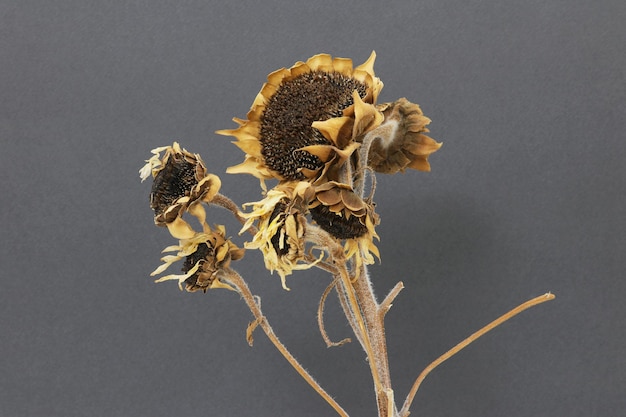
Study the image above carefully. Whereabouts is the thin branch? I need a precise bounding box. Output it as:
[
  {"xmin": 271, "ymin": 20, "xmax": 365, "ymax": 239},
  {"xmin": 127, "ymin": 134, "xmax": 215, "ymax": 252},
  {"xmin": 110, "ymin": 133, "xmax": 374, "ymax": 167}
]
[
  {"xmin": 334, "ymin": 271, "xmax": 367, "ymax": 351},
  {"xmin": 223, "ymin": 268, "xmax": 349, "ymax": 417},
  {"xmin": 400, "ymin": 292, "xmax": 556, "ymax": 417},
  {"xmin": 318, "ymin": 276, "xmax": 352, "ymax": 347},
  {"xmin": 379, "ymin": 281, "xmax": 404, "ymax": 318},
  {"xmin": 210, "ymin": 193, "xmax": 257, "ymax": 234}
]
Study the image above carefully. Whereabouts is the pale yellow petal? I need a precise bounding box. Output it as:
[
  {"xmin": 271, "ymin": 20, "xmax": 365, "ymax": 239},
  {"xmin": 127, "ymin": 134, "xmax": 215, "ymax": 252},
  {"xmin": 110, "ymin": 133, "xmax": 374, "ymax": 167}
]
[
  {"xmin": 299, "ymin": 144, "xmax": 334, "ymax": 161},
  {"xmin": 267, "ymin": 67, "xmax": 291, "ymax": 86},
  {"xmin": 354, "ymin": 51, "xmax": 376, "ymax": 76},
  {"xmin": 289, "ymin": 61, "xmax": 311, "ymax": 78},
  {"xmin": 187, "ymin": 201, "xmax": 206, "ymax": 225},
  {"xmin": 227, "ymin": 158, "xmax": 271, "ymax": 179},
  {"xmin": 332, "ymin": 57, "xmax": 353, "ymax": 74},
  {"xmin": 154, "ymin": 261, "xmax": 201, "ymax": 290},
  {"xmin": 166, "ymin": 217, "xmax": 197, "ymax": 240},
  {"xmin": 150, "ymin": 255, "xmax": 181, "ymax": 276},
  {"xmin": 306, "ymin": 53, "xmax": 333, "ymax": 71}
]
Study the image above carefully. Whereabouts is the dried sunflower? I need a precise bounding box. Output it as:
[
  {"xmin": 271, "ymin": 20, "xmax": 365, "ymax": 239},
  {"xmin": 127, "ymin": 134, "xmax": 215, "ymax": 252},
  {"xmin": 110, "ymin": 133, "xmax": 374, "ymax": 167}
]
[
  {"xmin": 240, "ymin": 182, "xmax": 319, "ymax": 290},
  {"xmin": 139, "ymin": 142, "xmax": 221, "ymax": 238},
  {"xmin": 217, "ymin": 52, "xmax": 384, "ymax": 187},
  {"xmin": 309, "ymin": 181, "xmax": 380, "ymax": 266},
  {"xmin": 151, "ymin": 223, "xmax": 244, "ymax": 292},
  {"xmin": 366, "ymin": 98, "xmax": 442, "ymax": 174}
]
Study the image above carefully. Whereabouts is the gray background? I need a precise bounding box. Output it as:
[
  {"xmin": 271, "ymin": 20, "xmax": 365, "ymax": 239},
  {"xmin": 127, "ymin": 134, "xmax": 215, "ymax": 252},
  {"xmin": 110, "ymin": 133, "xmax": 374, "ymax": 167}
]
[{"xmin": 1, "ymin": 1, "xmax": 624, "ymax": 416}]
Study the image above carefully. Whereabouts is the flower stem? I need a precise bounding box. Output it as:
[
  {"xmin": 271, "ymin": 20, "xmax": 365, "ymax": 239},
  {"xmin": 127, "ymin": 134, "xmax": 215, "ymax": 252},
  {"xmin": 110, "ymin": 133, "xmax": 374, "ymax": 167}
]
[
  {"xmin": 352, "ymin": 263, "xmax": 397, "ymax": 417},
  {"xmin": 210, "ymin": 193, "xmax": 252, "ymax": 231},
  {"xmin": 307, "ymin": 224, "xmax": 397, "ymax": 417},
  {"xmin": 400, "ymin": 292, "xmax": 556, "ymax": 417},
  {"xmin": 223, "ymin": 268, "xmax": 349, "ymax": 417}
]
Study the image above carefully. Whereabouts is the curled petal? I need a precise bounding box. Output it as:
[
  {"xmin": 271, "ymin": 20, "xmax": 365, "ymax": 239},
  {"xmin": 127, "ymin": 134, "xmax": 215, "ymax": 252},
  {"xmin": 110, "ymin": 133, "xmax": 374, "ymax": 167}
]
[
  {"xmin": 311, "ymin": 117, "xmax": 353, "ymax": 147},
  {"xmin": 352, "ymin": 90, "xmax": 384, "ymax": 140},
  {"xmin": 165, "ymin": 217, "xmax": 197, "ymax": 240}
]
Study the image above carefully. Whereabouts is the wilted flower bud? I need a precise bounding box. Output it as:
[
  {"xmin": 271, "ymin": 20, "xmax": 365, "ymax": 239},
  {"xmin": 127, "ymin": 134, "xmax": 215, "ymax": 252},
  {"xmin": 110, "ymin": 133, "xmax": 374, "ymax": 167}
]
[
  {"xmin": 241, "ymin": 182, "xmax": 317, "ymax": 290},
  {"xmin": 366, "ymin": 98, "xmax": 442, "ymax": 174}
]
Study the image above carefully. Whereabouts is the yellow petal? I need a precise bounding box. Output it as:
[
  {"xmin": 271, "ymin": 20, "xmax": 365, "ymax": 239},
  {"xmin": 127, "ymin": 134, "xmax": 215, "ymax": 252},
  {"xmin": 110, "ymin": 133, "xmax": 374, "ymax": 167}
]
[
  {"xmin": 251, "ymin": 92, "xmax": 267, "ymax": 109},
  {"xmin": 341, "ymin": 190, "xmax": 366, "ymax": 212},
  {"xmin": 188, "ymin": 201, "xmax": 206, "ymax": 225},
  {"xmin": 216, "ymin": 121, "xmax": 260, "ymax": 141},
  {"xmin": 316, "ymin": 188, "xmax": 342, "ymax": 206},
  {"xmin": 259, "ymin": 82, "xmax": 278, "ymax": 99},
  {"xmin": 306, "ymin": 53, "xmax": 333, "ymax": 71},
  {"xmin": 352, "ymin": 90, "xmax": 384, "ymax": 139},
  {"xmin": 289, "ymin": 61, "xmax": 311, "ymax": 78},
  {"xmin": 166, "ymin": 217, "xmax": 197, "ymax": 240},
  {"xmin": 329, "ymin": 203, "xmax": 345, "ymax": 214},
  {"xmin": 311, "ymin": 117, "xmax": 353, "ymax": 146},
  {"xmin": 197, "ymin": 174, "xmax": 222, "ymax": 201},
  {"xmin": 407, "ymin": 157, "xmax": 431, "ymax": 172},
  {"xmin": 299, "ymin": 144, "xmax": 334, "ymax": 161},
  {"xmin": 161, "ymin": 245, "xmax": 182, "ymax": 253},
  {"xmin": 216, "ymin": 243, "xmax": 229, "ymax": 262},
  {"xmin": 138, "ymin": 162, "xmax": 152, "ymax": 182},
  {"xmin": 354, "ymin": 51, "xmax": 376, "ymax": 76},
  {"xmin": 246, "ymin": 105, "xmax": 264, "ymax": 122},
  {"xmin": 154, "ymin": 261, "xmax": 201, "ymax": 290},
  {"xmin": 267, "ymin": 67, "xmax": 291, "ymax": 87},
  {"xmin": 404, "ymin": 135, "xmax": 443, "ymax": 156},
  {"xmin": 332, "ymin": 57, "xmax": 353, "ymax": 74},
  {"xmin": 150, "ymin": 255, "xmax": 180, "ymax": 276},
  {"xmin": 227, "ymin": 158, "xmax": 272, "ymax": 179}
]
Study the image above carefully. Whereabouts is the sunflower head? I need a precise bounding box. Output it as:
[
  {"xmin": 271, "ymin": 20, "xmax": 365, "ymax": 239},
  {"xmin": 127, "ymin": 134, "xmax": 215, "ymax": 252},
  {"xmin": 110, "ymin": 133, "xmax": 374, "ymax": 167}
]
[
  {"xmin": 151, "ymin": 224, "xmax": 245, "ymax": 292},
  {"xmin": 309, "ymin": 181, "xmax": 380, "ymax": 264},
  {"xmin": 218, "ymin": 52, "xmax": 384, "ymax": 186},
  {"xmin": 366, "ymin": 98, "xmax": 442, "ymax": 174},
  {"xmin": 139, "ymin": 142, "xmax": 221, "ymax": 229},
  {"xmin": 240, "ymin": 182, "xmax": 317, "ymax": 289}
]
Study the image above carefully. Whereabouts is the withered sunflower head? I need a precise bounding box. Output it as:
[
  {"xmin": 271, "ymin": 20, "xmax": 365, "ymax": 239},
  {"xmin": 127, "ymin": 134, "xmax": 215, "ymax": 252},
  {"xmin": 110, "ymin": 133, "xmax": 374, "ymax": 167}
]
[
  {"xmin": 240, "ymin": 182, "xmax": 318, "ymax": 290},
  {"xmin": 309, "ymin": 181, "xmax": 376, "ymax": 238},
  {"xmin": 309, "ymin": 181, "xmax": 380, "ymax": 265},
  {"xmin": 366, "ymin": 98, "xmax": 442, "ymax": 174},
  {"xmin": 217, "ymin": 52, "xmax": 384, "ymax": 186},
  {"xmin": 139, "ymin": 142, "xmax": 221, "ymax": 230},
  {"xmin": 151, "ymin": 224, "xmax": 244, "ymax": 292}
]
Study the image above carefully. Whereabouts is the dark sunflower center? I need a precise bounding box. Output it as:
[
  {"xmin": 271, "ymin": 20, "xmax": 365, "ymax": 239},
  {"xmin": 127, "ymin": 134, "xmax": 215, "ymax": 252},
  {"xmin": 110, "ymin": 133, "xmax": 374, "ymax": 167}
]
[
  {"xmin": 150, "ymin": 156, "xmax": 197, "ymax": 216},
  {"xmin": 310, "ymin": 205, "xmax": 368, "ymax": 240},
  {"xmin": 182, "ymin": 242, "xmax": 213, "ymax": 274},
  {"xmin": 260, "ymin": 71, "xmax": 367, "ymax": 180}
]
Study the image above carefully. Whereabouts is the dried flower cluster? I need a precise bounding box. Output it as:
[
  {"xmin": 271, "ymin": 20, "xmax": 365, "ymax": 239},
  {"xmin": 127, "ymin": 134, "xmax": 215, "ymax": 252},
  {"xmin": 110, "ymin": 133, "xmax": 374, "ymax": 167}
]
[{"xmin": 140, "ymin": 52, "xmax": 552, "ymax": 417}]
